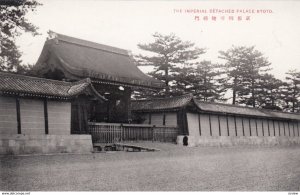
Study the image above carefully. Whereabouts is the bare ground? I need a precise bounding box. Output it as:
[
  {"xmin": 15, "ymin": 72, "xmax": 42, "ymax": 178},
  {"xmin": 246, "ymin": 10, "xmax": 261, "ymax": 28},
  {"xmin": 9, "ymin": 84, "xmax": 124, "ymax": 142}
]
[{"xmin": 1, "ymin": 142, "xmax": 300, "ymax": 191}]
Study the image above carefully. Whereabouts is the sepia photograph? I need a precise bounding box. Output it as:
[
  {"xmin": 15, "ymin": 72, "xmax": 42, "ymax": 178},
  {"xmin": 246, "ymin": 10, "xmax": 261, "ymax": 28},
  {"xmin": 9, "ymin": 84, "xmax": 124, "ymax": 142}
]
[{"xmin": 0, "ymin": 0, "xmax": 300, "ymax": 193}]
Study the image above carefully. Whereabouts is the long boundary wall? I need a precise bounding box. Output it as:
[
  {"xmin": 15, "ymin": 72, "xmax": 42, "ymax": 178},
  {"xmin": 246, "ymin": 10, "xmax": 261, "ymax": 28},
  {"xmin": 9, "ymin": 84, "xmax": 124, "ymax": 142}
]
[
  {"xmin": 177, "ymin": 135, "xmax": 300, "ymax": 147},
  {"xmin": 187, "ymin": 112, "xmax": 300, "ymax": 138}
]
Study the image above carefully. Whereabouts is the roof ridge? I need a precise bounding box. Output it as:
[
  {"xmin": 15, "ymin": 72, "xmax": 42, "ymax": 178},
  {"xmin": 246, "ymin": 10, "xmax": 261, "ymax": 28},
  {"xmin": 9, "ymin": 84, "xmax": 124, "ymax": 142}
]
[
  {"xmin": 194, "ymin": 98, "xmax": 299, "ymax": 116},
  {"xmin": 133, "ymin": 93, "xmax": 193, "ymax": 102},
  {"xmin": 0, "ymin": 71, "xmax": 81, "ymax": 86},
  {"xmin": 50, "ymin": 31, "xmax": 130, "ymax": 56}
]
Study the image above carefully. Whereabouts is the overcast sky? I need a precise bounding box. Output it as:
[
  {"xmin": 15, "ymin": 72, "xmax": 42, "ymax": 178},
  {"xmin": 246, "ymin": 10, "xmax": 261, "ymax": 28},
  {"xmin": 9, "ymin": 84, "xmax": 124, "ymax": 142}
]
[{"xmin": 17, "ymin": 0, "xmax": 300, "ymax": 79}]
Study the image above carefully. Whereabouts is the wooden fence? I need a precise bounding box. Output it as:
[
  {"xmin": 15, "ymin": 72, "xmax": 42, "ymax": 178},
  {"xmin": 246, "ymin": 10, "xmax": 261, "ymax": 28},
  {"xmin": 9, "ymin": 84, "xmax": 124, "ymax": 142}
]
[{"xmin": 86, "ymin": 123, "xmax": 178, "ymax": 143}]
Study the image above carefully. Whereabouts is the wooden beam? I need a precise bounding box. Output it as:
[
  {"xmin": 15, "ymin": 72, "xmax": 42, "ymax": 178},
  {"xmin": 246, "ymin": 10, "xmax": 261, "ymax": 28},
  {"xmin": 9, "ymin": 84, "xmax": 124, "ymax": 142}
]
[
  {"xmin": 16, "ymin": 98, "xmax": 21, "ymax": 134},
  {"xmin": 44, "ymin": 99, "xmax": 49, "ymax": 134}
]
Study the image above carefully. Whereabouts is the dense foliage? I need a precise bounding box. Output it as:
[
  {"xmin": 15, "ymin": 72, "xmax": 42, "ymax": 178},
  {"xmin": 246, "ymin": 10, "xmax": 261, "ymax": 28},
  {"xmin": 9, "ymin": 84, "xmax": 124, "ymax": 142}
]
[
  {"xmin": 0, "ymin": 0, "xmax": 41, "ymax": 72},
  {"xmin": 136, "ymin": 33, "xmax": 300, "ymax": 113}
]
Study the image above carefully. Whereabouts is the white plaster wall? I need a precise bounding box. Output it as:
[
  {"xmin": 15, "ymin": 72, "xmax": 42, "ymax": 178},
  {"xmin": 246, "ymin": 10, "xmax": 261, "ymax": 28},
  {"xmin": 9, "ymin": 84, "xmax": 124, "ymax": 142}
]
[
  {"xmin": 20, "ymin": 99, "xmax": 45, "ymax": 135},
  {"xmin": 0, "ymin": 96, "xmax": 17, "ymax": 134},
  {"xmin": 48, "ymin": 101, "xmax": 71, "ymax": 135},
  {"xmin": 151, "ymin": 113, "xmax": 163, "ymax": 126},
  {"xmin": 199, "ymin": 114, "xmax": 210, "ymax": 136},
  {"xmin": 187, "ymin": 113, "xmax": 200, "ymax": 137},
  {"xmin": 165, "ymin": 113, "xmax": 177, "ymax": 126}
]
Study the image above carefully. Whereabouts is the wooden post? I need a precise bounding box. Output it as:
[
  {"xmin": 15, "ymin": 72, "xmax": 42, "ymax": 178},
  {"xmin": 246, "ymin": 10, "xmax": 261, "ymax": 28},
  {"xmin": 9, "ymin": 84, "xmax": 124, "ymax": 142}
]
[
  {"xmin": 255, "ymin": 119, "xmax": 258, "ymax": 136},
  {"xmin": 149, "ymin": 113, "xmax": 152, "ymax": 125},
  {"xmin": 152, "ymin": 125, "xmax": 155, "ymax": 142},
  {"xmin": 218, "ymin": 115, "xmax": 221, "ymax": 136},
  {"xmin": 267, "ymin": 120, "xmax": 270, "ymax": 136},
  {"xmin": 249, "ymin": 118, "xmax": 252, "ymax": 136},
  {"xmin": 198, "ymin": 113, "xmax": 201, "ymax": 136},
  {"xmin": 278, "ymin": 121, "xmax": 281, "ymax": 136},
  {"xmin": 272, "ymin": 120, "xmax": 275, "ymax": 136},
  {"xmin": 261, "ymin": 119, "xmax": 264, "ymax": 136},
  {"xmin": 44, "ymin": 99, "xmax": 49, "ymax": 135},
  {"xmin": 16, "ymin": 98, "xmax": 21, "ymax": 134},
  {"xmin": 209, "ymin": 114, "xmax": 212, "ymax": 136},
  {"xmin": 288, "ymin": 122, "xmax": 291, "ymax": 136},
  {"xmin": 241, "ymin": 117, "xmax": 245, "ymax": 136},
  {"xmin": 226, "ymin": 115, "xmax": 229, "ymax": 136},
  {"xmin": 234, "ymin": 116, "xmax": 237, "ymax": 136},
  {"xmin": 163, "ymin": 113, "xmax": 166, "ymax": 126}
]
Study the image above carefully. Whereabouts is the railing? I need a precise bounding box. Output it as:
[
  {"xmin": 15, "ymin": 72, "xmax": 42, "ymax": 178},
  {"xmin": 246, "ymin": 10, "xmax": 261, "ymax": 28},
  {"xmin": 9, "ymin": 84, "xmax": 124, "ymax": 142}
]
[{"xmin": 85, "ymin": 122, "xmax": 178, "ymax": 144}]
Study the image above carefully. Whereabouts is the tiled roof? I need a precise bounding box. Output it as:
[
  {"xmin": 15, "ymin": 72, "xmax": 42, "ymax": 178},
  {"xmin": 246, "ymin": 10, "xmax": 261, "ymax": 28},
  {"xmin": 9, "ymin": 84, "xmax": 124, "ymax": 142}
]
[
  {"xmin": 0, "ymin": 72, "xmax": 106, "ymax": 100},
  {"xmin": 131, "ymin": 94, "xmax": 193, "ymax": 111},
  {"xmin": 33, "ymin": 32, "xmax": 164, "ymax": 89},
  {"xmin": 132, "ymin": 94, "xmax": 300, "ymax": 121}
]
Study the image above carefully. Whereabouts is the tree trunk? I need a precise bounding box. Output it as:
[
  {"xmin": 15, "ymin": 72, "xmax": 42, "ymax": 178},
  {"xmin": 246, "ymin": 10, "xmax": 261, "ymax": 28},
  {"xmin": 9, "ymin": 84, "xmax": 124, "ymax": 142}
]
[
  {"xmin": 251, "ymin": 78, "xmax": 255, "ymax": 108},
  {"xmin": 165, "ymin": 68, "xmax": 169, "ymax": 97}
]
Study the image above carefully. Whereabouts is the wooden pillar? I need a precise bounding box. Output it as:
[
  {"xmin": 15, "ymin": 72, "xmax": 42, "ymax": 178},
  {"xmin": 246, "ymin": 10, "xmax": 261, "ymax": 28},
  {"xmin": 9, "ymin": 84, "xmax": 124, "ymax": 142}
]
[
  {"xmin": 198, "ymin": 113, "xmax": 201, "ymax": 136},
  {"xmin": 261, "ymin": 119, "xmax": 264, "ymax": 136},
  {"xmin": 163, "ymin": 113, "xmax": 166, "ymax": 126},
  {"xmin": 218, "ymin": 115, "xmax": 221, "ymax": 136},
  {"xmin": 278, "ymin": 121, "xmax": 281, "ymax": 136},
  {"xmin": 226, "ymin": 115, "xmax": 229, "ymax": 136},
  {"xmin": 249, "ymin": 118, "xmax": 252, "ymax": 136},
  {"xmin": 209, "ymin": 114, "xmax": 212, "ymax": 136},
  {"xmin": 255, "ymin": 119, "xmax": 258, "ymax": 136},
  {"xmin": 267, "ymin": 120, "xmax": 270, "ymax": 136},
  {"xmin": 16, "ymin": 98, "xmax": 21, "ymax": 134},
  {"xmin": 148, "ymin": 113, "xmax": 152, "ymax": 125},
  {"xmin": 234, "ymin": 116, "xmax": 237, "ymax": 136},
  {"xmin": 272, "ymin": 120, "xmax": 275, "ymax": 136},
  {"xmin": 241, "ymin": 117, "xmax": 245, "ymax": 136},
  {"xmin": 44, "ymin": 99, "xmax": 49, "ymax": 134}
]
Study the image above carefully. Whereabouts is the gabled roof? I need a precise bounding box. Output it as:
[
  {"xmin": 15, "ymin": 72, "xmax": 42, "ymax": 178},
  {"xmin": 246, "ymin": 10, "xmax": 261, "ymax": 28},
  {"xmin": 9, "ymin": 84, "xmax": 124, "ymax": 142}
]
[
  {"xmin": 33, "ymin": 32, "xmax": 164, "ymax": 89},
  {"xmin": 132, "ymin": 94, "xmax": 300, "ymax": 121},
  {"xmin": 0, "ymin": 72, "xmax": 106, "ymax": 100}
]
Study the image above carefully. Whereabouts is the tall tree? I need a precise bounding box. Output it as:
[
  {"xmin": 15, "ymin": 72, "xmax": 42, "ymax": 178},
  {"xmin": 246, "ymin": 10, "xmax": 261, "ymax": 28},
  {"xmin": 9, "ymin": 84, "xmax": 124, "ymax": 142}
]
[
  {"xmin": 219, "ymin": 46, "xmax": 271, "ymax": 107},
  {"xmin": 136, "ymin": 32, "xmax": 205, "ymax": 97},
  {"xmin": 0, "ymin": 0, "xmax": 41, "ymax": 72},
  {"xmin": 282, "ymin": 69, "xmax": 300, "ymax": 112},
  {"xmin": 256, "ymin": 73, "xmax": 284, "ymax": 110},
  {"xmin": 191, "ymin": 61, "xmax": 227, "ymax": 102}
]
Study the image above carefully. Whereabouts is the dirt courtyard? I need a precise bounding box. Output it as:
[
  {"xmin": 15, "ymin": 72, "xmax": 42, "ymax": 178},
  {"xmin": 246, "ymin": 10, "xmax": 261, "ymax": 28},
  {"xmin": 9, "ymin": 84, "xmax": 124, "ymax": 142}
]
[{"xmin": 1, "ymin": 143, "xmax": 300, "ymax": 191}]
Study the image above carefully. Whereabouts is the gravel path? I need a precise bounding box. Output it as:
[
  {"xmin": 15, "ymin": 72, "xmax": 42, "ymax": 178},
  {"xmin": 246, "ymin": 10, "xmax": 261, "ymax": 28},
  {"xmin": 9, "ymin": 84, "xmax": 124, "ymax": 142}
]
[{"xmin": 1, "ymin": 143, "xmax": 300, "ymax": 191}]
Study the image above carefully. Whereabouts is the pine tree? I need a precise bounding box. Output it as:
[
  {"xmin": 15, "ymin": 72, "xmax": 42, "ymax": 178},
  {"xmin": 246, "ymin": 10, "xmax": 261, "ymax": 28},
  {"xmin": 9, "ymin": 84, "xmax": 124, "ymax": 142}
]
[
  {"xmin": 283, "ymin": 69, "xmax": 300, "ymax": 112},
  {"xmin": 256, "ymin": 74, "xmax": 284, "ymax": 110},
  {"xmin": 0, "ymin": 0, "xmax": 41, "ymax": 72},
  {"xmin": 136, "ymin": 33, "xmax": 205, "ymax": 97},
  {"xmin": 191, "ymin": 61, "xmax": 227, "ymax": 102},
  {"xmin": 219, "ymin": 46, "xmax": 271, "ymax": 107}
]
